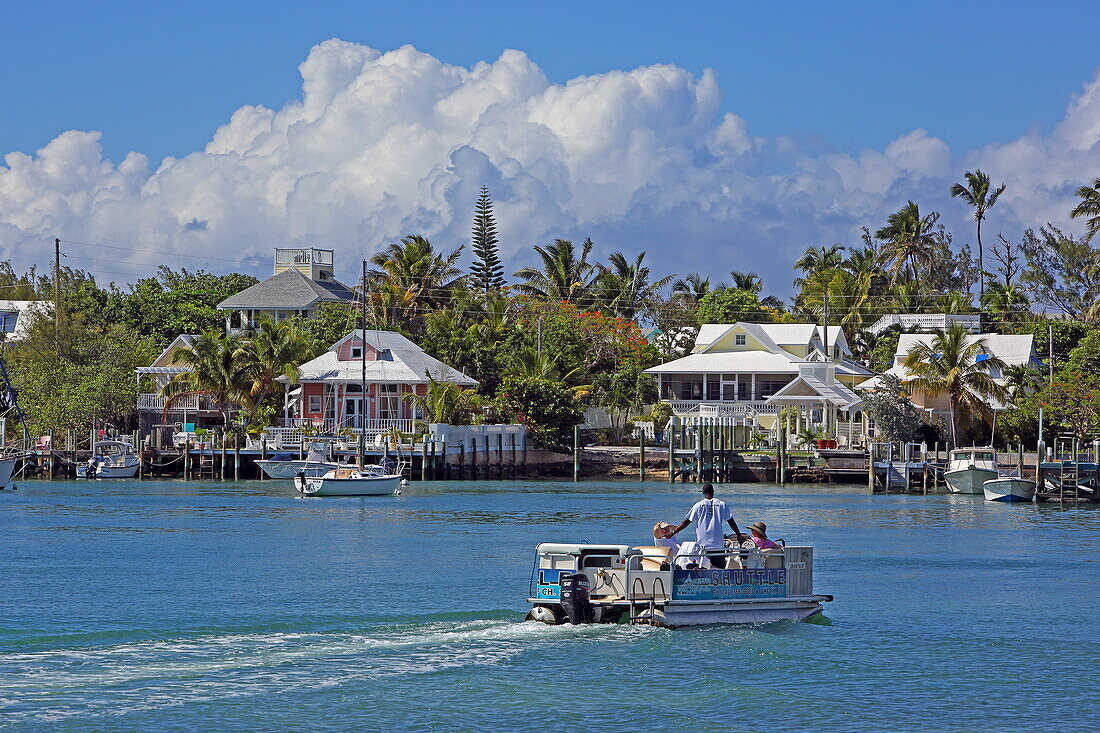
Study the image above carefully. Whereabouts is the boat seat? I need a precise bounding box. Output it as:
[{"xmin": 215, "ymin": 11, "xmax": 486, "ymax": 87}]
[
  {"xmin": 634, "ymin": 545, "xmax": 673, "ymax": 571},
  {"xmin": 763, "ymin": 551, "xmax": 785, "ymax": 569},
  {"xmin": 332, "ymin": 468, "xmax": 356, "ymax": 479}
]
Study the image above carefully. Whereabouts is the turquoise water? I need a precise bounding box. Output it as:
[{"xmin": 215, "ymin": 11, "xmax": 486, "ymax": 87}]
[{"xmin": 1, "ymin": 479, "xmax": 1097, "ymax": 732}]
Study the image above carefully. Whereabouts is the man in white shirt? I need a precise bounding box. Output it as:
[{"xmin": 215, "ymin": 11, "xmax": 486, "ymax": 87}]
[{"xmin": 667, "ymin": 484, "xmax": 745, "ymax": 569}]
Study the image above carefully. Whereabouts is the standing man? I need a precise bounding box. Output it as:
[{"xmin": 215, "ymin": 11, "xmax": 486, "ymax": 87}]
[{"xmin": 667, "ymin": 484, "xmax": 745, "ymax": 569}]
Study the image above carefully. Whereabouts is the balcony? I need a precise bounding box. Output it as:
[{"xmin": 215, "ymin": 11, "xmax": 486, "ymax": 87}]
[
  {"xmin": 263, "ymin": 418, "xmax": 417, "ymax": 448},
  {"xmin": 137, "ymin": 393, "xmax": 222, "ymax": 412},
  {"xmin": 665, "ymin": 400, "xmax": 779, "ymax": 416}
]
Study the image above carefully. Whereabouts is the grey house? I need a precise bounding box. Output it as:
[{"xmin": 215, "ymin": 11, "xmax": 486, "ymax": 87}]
[{"xmin": 217, "ymin": 248, "xmax": 355, "ymax": 332}]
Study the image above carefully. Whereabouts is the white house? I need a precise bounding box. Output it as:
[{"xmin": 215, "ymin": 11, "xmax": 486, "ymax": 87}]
[
  {"xmin": 0, "ymin": 300, "xmax": 49, "ymax": 341},
  {"xmin": 134, "ymin": 335, "xmax": 223, "ymax": 432},
  {"xmin": 644, "ymin": 322, "xmax": 874, "ymax": 443},
  {"xmin": 868, "ymin": 332, "xmax": 1041, "ymax": 420}
]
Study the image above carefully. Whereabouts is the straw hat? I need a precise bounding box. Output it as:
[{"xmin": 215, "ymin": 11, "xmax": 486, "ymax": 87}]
[{"xmin": 749, "ymin": 521, "xmax": 768, "ymax": 536}]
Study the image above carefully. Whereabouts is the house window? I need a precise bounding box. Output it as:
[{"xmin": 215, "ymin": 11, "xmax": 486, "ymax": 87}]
[
  {"xmin": 308, "ymin": 395, "xmax": 322, "ymax": 413},
  {"xmin": 722, "ymin": 383, "xmax": 736, "ymax": 401},
  {"xmin": 706, "ymin": 376, "xmax": 721, "ymax": 401},
  {"xmin": 735, "ymin": 334, "xmax": 746, "ymax": 346},
  {"xmin": 351, "ymin": 346, "xmax": 363, "ymax": 359},
  {"xmin": 345, "ymin": 383, "xmax": 362, "ymax": 393}
]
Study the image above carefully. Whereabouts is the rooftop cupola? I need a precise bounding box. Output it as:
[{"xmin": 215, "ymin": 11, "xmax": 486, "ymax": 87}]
[{"xmin": 274, "ymin": 248, "xmax": 335, "ymax": 281}]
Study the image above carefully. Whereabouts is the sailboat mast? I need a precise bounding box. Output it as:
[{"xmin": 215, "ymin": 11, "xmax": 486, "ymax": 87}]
[{"xmin": 358, "ymin": 259, "xmax": 367, "ymax": 469}]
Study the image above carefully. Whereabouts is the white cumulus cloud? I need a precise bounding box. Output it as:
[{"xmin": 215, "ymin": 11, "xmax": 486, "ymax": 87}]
[{"xmin": 2, "ymin": 39, "xmax": 1100, "ymax": 294}]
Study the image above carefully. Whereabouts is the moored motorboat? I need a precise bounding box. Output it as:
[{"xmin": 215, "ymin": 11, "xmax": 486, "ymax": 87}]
[
  {"xmin": 256, "ymin": 440, "xmax": 346, "ymax": 479},
  {"xmin": 525, "ymin": 540, "xmax": 831, "ymax": 628},
  {"xmin": 983, "ymin": 476, "xmax": 1036, "ymax": 502},
  {"xmin": 76, "ymin": 440, "xmax": 140, "ymax": 479},
  {"xmin": 944, "ymin": 447, "xmax": 998, "ymax": 494},
  {"xmin": 294, "ymin": 465, "xmax": 402, "ymax": 496}
]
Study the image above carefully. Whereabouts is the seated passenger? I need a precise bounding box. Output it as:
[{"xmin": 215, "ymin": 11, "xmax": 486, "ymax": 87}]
[
  {"xmin": 652, "ymin": 521, "xmax": 680, "ymax": 552},
  {"xmin": 748, "ymin": 521, "xmax": 780, "ymax": 550}
]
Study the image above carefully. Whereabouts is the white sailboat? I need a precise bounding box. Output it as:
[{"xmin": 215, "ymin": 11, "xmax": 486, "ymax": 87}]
[
  {"xmin": 944, "ymin": 447, "xmax": 998, "ymax": 494},
  {"xmin": 293, "ymin": 262, "xmax": 403, "ymax": 497},
  {"xmin": 294, "ymin": 464, "xmax": 402, "ymax": 496}
]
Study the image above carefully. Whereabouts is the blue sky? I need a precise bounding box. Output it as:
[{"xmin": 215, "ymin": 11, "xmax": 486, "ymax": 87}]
[
  {"xmin": 4, "ymin": 1, "xmax": 1097, "ymax": 164},
  {"xmin": 1, "ymin": 1, "xmax": 1099, "ymax": 291}
]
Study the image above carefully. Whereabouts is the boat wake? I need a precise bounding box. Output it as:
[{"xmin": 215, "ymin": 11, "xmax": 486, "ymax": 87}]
[{"xmin": 0, "ymin": 615, "xmax": 656, "ymax": 724}]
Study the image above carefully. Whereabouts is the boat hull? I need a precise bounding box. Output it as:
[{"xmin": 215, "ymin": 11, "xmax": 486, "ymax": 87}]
[
  {"xmin": 296, "ymin": 474, "xmax": 401, "ymax": 496},
  {"xmin": 983, "ymin": 478, "xmax": 1036, "ymax": 502},
  {"xmin": 76, "ymin": 462, "xmax": 140, "ymax": 479},
  {"xmin": 255, "ymin": 459, "xmax": 343, "ymax": 479},
  {"xmin": 0, "ymin": 457, "xmax": 16, "ymax": 489},
  {"xmin": 945, "ymin": 467, "xmax": 997, "ymax": 494},
  {"xmin": 640, "ymin": 599, "xmax": 827, "ymax": 627}
]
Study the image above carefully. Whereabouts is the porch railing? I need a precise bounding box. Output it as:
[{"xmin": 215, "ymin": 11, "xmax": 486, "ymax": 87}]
[
  {"xmin": 264, "ymin": 419, "xmax": 417, "ymax": 448},
  {"xmin": 666, "ymin": 400, "xmax": 779, "ymax": 417},
  {"xmin": 137, "ymin": 393, "xmax": 220, "ymax": 412}
]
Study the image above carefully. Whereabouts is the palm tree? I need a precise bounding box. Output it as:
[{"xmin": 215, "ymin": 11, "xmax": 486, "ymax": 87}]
[
  {"xmin": 793, "ymin": 245, "xmax": 846, "ymax": 287},
  {"xmin": 843, "ymin": 245, "xmax": 882, "ymax": 277},
  {"xmin": 514, "ymin": 237, "xmax": 598, "ymax": 303},
  {"xmin": 876, "ymin": 202, "xmax": 940, "ymax": 287},
  {"xmin": 162, "ymin": 331, "xmax": 252, "ymax": 426},
  {"xmin": 403, "ymin": 375, "xmax": 483, "ymax": 425},
  {"xmin": 951, "ymin": 170, "xmax": 1006, "ymax": 299},
  {"xmin": 903, "ymin": 324, "xmax": 1009, "ymax": 446},
  {"xmin": 728, "ymin": 271, "xmax": 762, "ymax": 293},
  {"xmin": 1071, "ymin": 177, "xmax": 1100, "ymax": 243},
  {"xmin": 798, "ymin": 269, "xmax": 873, "ymax": 329},
  {"xmin": 595, "ymin": 251, "xmax": 674, "ymax": 321},
  {"xmin": 368, "ymin": 235, "xmax": 465, "ymax": 327},
  {"xmin": 236, "ymin": 318, "xmax": 315, "ymax": 415},
  {"xmin": 980, "ymin": 283, "xmax": 1028, "ymax": 325},
  {"xmin": 1002, "ymin": 364, "xmax": 1043, "ymax": 402},
  {"xmin": 670, "ymin": 272, "xmax": 710, "ymax": 305}
]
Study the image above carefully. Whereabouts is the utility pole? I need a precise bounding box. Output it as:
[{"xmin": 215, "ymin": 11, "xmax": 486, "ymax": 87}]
[
  {"xmin": 1038, "ymin": 323, "xmax": 1054, "ymax": 460},
  {"xmin": 53, "ymin": 237, "xmax": 61, "ymax": 351}
]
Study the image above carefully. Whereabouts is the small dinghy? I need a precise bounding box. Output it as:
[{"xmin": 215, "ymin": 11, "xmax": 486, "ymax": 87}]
[
  {"xmin": 525, "ymin": 540, "xmax": 831, "ymax": 628},
  {"xmin": 983, "ymin": 476, "xmax": 1036, "ymax": 503},
  {"xmin": 294, "ymin": 465, "xmax": 402, "ymax": 496}
]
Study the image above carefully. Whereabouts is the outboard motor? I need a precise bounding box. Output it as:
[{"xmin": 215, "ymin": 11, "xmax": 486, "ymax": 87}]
[{"xmin": 558, "ymin": 573, "xmax": 594, "ymax": 624}]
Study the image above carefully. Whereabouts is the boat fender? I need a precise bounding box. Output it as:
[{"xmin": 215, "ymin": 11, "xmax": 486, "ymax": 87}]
[{"xmin": 558, "ymin": 573, "xmax": 594, "ymax": 625}]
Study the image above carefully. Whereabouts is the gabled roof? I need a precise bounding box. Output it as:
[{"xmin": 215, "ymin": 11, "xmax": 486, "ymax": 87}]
[
  {"xmin": 692, "ymin": 322, "xmax": 845, "ymax": 355},
  {"xmin": 766, "ymin": 367, "xmax": 863, "ymax": 410},
  {"xmin": 888, "ymin": 333, "xmax": 1037, "ymax": 375},
  {"xmin": 292, "ymin": 330, "xmax": 478, "ymax": 386},
  {"xmin": 137, "ymin": 334, "xmax": 198, "ymax": 373},
  {"xmin": 217, "ymin": 268, "xmax": 355, "ymax": 310}
]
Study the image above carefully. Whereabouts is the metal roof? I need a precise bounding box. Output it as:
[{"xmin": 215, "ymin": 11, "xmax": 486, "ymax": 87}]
[{"xmin": 217, "ymin": 269, "xmax": 355, "ymax": 310}]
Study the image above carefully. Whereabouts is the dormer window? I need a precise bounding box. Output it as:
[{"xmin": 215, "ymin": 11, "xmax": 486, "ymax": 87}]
[
  {"xmin": 735, "ymin": 334, "xmax": 746, "ymax": 346},
  {"xmin": 351, "ymin": 346, "xmax": 363, "ymax": 359}
]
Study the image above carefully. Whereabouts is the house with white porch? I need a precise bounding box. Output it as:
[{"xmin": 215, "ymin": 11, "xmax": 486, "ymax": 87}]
[
  {"xmin": 868, "ymin": 332, "xmax": 1040, "ymax": 424},
  {"xmin": 135, "ymin": 334, "xmax": 224, "ymax": 433},
  {"xmin": 269, "ymin": 330, "xmax": 478, "ymax": 445},
  {"xmin": 217, "ymin": 248, "xmax": 355, "ymax": 333},
  {"xmin": 644, "ymin": 323, "xmax": 874, "ymax": 446}
]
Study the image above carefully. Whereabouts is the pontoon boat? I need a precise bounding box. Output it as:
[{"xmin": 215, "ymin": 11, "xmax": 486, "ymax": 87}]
[{"xmin": 525, "ymin": 540, "xmax": 831, "ymax": 628}]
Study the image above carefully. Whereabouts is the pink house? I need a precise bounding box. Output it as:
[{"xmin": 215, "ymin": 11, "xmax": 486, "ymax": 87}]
[{"xmin": 281, "ymin": 330, "xmax": 478, "ymax": 435}]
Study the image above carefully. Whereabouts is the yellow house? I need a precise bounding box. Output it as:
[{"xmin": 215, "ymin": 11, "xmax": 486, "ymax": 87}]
[{"xmin": 644, "ymin": 323, "xmax": 874, "ymax": 444}]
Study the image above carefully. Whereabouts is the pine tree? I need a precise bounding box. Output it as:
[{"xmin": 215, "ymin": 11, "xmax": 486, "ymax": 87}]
[{"xmin": 470, "ymin": 187, "xmax": 505, "ymax": 293}]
